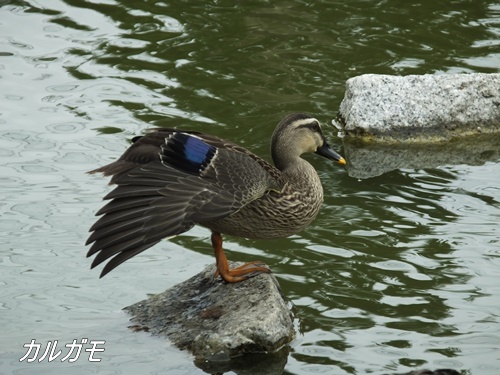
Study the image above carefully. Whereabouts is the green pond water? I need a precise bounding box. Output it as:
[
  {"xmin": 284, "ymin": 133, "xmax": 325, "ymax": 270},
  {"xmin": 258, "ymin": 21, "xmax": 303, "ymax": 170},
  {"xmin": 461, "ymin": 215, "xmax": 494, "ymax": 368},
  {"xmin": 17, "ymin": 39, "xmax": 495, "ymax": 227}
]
[{"xmin": 1, "ymin": 1, "xmax": 499, "ymax": 374}]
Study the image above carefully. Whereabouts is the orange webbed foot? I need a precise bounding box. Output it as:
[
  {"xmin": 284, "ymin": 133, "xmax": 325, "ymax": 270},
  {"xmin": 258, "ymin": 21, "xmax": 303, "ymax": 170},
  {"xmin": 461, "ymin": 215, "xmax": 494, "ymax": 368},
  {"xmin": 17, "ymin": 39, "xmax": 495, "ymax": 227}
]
[
  {"xmin": 214, "ymin": 261, "xmax": 271, "ymax": 283},
  {"xmin": 211, "ymin": 232, "xmax": 271, "ymax": 283}
]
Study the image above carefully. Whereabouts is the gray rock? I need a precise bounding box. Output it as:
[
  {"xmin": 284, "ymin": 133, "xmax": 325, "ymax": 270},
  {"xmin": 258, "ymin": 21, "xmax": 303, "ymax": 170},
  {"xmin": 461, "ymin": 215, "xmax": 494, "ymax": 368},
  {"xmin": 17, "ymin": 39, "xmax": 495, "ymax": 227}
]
[
  {"xmin": 338, "ymin": 73, "xmax": 500, "ymax": 140},
  {"xmin": 123, "ymin": 263, "xmax": 294, "ymax": 362}
]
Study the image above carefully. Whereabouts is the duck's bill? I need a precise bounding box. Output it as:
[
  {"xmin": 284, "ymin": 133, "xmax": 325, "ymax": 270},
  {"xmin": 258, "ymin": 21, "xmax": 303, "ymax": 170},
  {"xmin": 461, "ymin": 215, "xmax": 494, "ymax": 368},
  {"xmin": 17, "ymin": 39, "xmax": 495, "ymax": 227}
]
[{"xmin": 316, "ymin": 143, "xmax": 346, "ymax": 165}]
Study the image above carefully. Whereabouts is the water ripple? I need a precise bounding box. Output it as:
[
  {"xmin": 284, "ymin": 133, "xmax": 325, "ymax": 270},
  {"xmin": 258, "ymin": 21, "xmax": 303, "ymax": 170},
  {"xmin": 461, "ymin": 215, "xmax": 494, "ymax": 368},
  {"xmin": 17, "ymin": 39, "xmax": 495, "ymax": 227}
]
[{"xmin": 1, "ymin": 1, "xmax": 499, "ymax": 375}]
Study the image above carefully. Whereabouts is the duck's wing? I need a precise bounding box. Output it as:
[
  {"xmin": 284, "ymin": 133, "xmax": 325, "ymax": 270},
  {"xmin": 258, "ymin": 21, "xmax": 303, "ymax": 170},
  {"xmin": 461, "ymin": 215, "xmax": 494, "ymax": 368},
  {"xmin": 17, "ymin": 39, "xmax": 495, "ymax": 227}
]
[{"xmin": 86, "ymin": 128, "xmax": 280, "ymax": 277}]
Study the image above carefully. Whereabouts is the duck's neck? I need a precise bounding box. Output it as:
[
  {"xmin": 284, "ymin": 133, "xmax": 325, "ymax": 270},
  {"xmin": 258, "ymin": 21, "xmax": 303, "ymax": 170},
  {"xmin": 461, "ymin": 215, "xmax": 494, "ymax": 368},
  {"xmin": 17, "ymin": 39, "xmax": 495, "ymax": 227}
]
[
  {"xmin": 278, "ymin": 156, "xmax": 320, "ymax": 185},
  {"xmin": 272, "ymin": 145, "xmax": 321, "ymax": 185},
  {"xmin": 272, "ymin": 144, "xmax": 302, "ymax": 172}
]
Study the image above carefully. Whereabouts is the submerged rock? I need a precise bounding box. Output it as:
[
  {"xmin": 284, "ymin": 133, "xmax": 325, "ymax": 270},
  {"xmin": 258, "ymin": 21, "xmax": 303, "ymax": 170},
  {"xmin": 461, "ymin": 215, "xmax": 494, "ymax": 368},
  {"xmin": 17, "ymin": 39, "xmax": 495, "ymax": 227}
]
[
  {"xmin": 124, "ymin": 263, "xmax": 294, "ymax": 362},
  {"xmin": 338, "ymin": 73, "xmax": 500, "ymax": 141}
]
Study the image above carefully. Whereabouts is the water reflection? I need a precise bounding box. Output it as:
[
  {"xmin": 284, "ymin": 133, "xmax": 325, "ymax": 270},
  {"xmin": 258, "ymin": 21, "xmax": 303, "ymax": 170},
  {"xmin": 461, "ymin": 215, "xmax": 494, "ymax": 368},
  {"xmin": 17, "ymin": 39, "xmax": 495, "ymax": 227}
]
[
  {"xmin": 195, "ymin": 350, "xmax": 289, "ymax": 375},
  {"xmin": 342, "ymin": 130, "xmax": 500, "ymax": 179}
]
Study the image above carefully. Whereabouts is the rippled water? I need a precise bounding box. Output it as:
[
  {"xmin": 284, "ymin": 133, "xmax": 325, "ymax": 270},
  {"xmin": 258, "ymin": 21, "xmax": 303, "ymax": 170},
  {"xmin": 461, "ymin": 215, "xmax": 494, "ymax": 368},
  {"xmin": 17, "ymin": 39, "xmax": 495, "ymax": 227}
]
[{"xmin": 1, "ymin": 1, "xmax": 499, "ymax": 374}]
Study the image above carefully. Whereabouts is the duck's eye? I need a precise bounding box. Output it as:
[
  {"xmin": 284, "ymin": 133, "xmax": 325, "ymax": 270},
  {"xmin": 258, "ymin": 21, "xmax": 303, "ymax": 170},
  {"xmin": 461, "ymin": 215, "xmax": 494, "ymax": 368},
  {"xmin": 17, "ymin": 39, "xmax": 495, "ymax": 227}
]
[
  {"xmin": 310, "ymin": 123, "xmax": 321, "ymax": 133},
  {"xmin": 297, "ymin": 121, "xmax": 321, "ymax": 133},
  {"xmin": 307, "ymin": 123, "xmax": 321, "ymax": 134}
]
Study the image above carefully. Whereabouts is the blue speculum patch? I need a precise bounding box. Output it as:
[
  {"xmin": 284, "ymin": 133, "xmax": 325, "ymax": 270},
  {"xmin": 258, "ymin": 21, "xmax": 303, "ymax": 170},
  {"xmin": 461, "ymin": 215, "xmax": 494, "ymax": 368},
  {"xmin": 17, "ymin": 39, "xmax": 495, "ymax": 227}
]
[
  {"xmin": 184, "ymin": 135, "xmax": 214, "ymax": 165},
  {"xmin": 160, "ymin": 132, "xmax": 217, "ymax": 175}
]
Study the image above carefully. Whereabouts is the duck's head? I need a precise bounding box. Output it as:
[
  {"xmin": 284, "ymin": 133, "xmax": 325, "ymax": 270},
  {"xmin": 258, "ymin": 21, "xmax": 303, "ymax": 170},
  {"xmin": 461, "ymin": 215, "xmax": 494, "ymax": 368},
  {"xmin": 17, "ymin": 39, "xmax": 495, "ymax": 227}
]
[{"xmin": 271, "ymin": 113, "xmax": 346, "ymax": 170}]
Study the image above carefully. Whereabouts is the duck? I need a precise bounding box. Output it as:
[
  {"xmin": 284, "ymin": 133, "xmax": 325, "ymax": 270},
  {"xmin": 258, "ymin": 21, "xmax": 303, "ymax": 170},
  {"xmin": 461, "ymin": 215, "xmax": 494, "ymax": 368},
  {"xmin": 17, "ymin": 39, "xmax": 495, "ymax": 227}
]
[{"xmin": 86, "ymin": 113, "xmax": 346, "ymax": 283}]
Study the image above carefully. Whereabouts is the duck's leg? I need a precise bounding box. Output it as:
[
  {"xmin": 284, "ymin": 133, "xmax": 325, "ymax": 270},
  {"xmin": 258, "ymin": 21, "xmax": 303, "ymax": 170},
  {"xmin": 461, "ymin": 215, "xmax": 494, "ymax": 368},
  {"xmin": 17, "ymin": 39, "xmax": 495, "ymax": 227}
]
[{"xmin": 211, "ymin": 231, "xmax": 271, "ymax": 283}]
